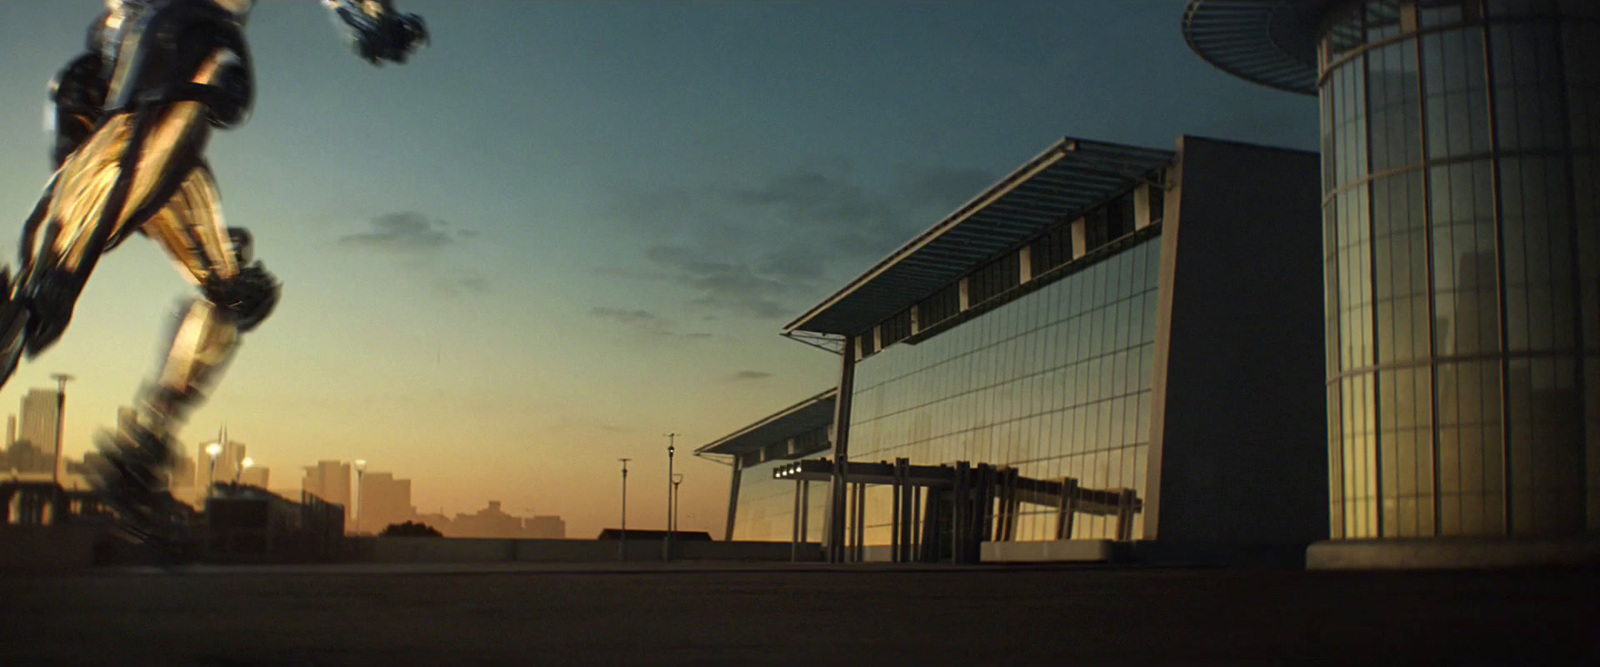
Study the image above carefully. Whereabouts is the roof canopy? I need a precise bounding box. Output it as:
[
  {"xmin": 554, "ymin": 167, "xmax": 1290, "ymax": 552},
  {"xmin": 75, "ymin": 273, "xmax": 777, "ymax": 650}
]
[
  {"xmin": 694, "ymin": 389, "xmax": 836, "ymax": 457},
  {"xmin": 1181, "ymin": 0, "xmax": 1335, "ymax": 95},
  {"xmin": 784, "ymin": 138, "xmax": 1174, "ymax": 337}
]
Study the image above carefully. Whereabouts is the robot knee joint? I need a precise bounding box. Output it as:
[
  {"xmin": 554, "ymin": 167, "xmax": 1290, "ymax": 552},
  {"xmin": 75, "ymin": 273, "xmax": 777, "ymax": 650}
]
[
  {"xmin": 203, "ymin": 54, "xmax": 253, "ymax": 129},
  {"xmin": 202, "ymin": 263, "xmax": 278, "ymax": 333},
  {"xmin": 227, "ymin": 227, "xmax": 254, "ymax": 264},
  {"xmin": 48, "ymin": 52, "xmax": 108, "ymax": 166}
]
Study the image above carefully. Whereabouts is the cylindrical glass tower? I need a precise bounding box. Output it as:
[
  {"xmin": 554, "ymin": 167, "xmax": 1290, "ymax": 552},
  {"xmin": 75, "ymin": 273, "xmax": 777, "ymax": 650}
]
[{"xmin": 1187, "ymin": 0, "xmax": 1598, "ymax": 540}]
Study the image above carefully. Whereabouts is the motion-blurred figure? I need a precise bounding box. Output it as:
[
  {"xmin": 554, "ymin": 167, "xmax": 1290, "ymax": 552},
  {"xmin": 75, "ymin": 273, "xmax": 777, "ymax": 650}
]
[{"xmin": 0, "ymin": 0, "xmax": 426, "ymax": 545}]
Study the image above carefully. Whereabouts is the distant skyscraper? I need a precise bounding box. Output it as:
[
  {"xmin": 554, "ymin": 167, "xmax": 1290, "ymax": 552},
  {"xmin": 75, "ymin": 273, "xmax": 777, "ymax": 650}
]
[
  {"xmin": 356, "ymin": 471, "xmax": 416, "ymax": 533},
  {"xmin": 453, "ymin": 501, "xmax": 522, "ymax": 539},
  {"xmin": 302, "ymin": 460, "xmax": 352, "ymax": 510},
  {"xmin": 196, "ymin": 436, "xmax": 246, "ymax": 490},
  {"xmin": 4, "ymin": 440, "xmax": 45, "ymax": 476},
  {"xmin": 18, "ymin": 389, "xmax": 60, "ymax": 475},
  {"xmin": 525, "ymin": 515, "xmax": 566, "ymax": 539},
  {"xmin": 6, "ymin": 414, "xmax": 14, "ymax": 447},
  {"xmin": 239, "ymin": 466, "xmax": 269, "ymax": 488}
]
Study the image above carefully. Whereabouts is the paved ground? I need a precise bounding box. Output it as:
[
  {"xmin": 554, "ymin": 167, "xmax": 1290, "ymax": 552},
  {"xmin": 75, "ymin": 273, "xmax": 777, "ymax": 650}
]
[{"xmin": 3, "ymin": 562, "xmax": 1598, "ymax": 666}]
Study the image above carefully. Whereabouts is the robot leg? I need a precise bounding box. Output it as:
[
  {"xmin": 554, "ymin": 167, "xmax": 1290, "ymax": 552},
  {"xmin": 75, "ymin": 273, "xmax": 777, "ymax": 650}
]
[
  {"xmin": 7, "ymin": 42, "xmax": 246, "ymax": 377},
  {"xmin": 19, "ymin": 99, "xmax": 211, "ymax": 346},
  {"xmin": 93, "ymin": 168, "xmax": 276, "ymax": 530},
  {"xmin": 130, "ymin": 168, "xmax": 278, "ymax": 437},
  {"xmin": 0, "ymin": 46, "xmax": 104, "ymax": 389},
  {"xmin": 0, "ymin": 187, "xmax": 55, "ymax": 388}
]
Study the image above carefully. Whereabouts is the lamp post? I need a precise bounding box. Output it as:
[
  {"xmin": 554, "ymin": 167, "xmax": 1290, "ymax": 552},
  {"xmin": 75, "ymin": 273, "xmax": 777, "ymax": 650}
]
[
  {"xmin": 205, "ymin": 442, "xmax": 222, "ymax": 497},
  {"xmin": 50, "ymin": 373, "xmax": 72, "ymax": 486},
  {"xmin": 664, "ymin": 433, "xmax": 677, "ymax": 561},
  {"xmin": 235, "ymin": 456, "xmax": 253, "ymax": 485},
  {"xmin": 353, "ymin": 459, "xmax": 367, "ymax": 534},
  {"xmin": 671, "ymin": 473, "xmax": 684, "ymax": 534},
  {"xmin": 618, "ymin": 458, "xmax": 630, "ymax": 561}
]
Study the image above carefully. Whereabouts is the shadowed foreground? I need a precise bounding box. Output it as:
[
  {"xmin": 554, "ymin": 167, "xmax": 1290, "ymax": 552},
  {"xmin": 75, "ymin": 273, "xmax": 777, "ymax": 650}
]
[{"xmin": 3, "ymin": 563, "xmax": 1598, "ymax": 665}]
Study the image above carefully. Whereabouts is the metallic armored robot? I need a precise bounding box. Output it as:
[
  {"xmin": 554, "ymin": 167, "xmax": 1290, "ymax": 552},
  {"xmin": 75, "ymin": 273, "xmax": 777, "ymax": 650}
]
[{"xmin": 0, "ymin": 0, "xmax": 426, "ymax": 542}]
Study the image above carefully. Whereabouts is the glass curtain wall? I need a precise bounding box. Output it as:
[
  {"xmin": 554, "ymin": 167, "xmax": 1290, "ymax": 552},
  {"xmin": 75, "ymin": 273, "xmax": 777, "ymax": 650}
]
[
  {"xmin": 848, "ymin": 237, "xmax": 1162, "ymax": 544},
  {"xmin": 1321, "ymin": 0, "xmax": 1599, "ymax": 538},
  {"xmin": 731, "ymin": 452, "xmax": 830, "ymax": 542}
]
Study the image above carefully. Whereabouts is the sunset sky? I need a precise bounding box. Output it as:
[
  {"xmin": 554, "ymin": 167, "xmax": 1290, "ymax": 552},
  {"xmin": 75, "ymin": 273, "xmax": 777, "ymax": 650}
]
[{"xmin": 0, "ymin": 0, "xmax": 1315, "ymax": 537}]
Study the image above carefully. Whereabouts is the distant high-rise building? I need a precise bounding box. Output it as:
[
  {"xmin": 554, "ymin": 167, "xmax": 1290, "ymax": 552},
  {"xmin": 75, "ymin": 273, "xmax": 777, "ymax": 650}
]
[
  {"xmin": 302, "ymin": 460, "xmax": 351, "ymax": 510},
  {"xmin": 196, "ymin": 436, "xmax": 246, "ymax": 490},
  {"xmin": 524, "ymin": 515, "xmax": 565, "ymax": 539},
  {"xmin": 6, "ymin": 414, "xmax": 15, "ymax": 447},
  {"xmin": 5, "ymin": 440, "xmax": 45, "ymax": 476},
  {"xmin": 355, "ymin": 471, "xmax": 415, "ymax": 534},
  {"xmin": 452, "ymin": 501, "xmax": 522, "ymax": 539},
  {"xmin": 430, "ymin": 501, "xmax": 566, "ymax": 539},
  {"xmin": 18, "ymin": 389, "xmax": 60, "ymax": 475},
  {"xmin": 239, "ymin": 466, "xmax": 269, "ymax": 488}
]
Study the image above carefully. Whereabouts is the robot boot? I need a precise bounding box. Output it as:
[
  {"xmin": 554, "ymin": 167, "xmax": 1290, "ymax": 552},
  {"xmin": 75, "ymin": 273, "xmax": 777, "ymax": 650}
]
[
  {"xmin": 0, "ymin": 265, "xmax": 85, "ymax": 389},
  {"xmin": 0, "ymin": 267, "xmax": 27, "ymax": 389},
  {"xmin": 95, "ymin": 284, "xmax": 270, "ymax": 543},
  {"xmin": 89, "ymin": 421, "xmax": 183, "ymax": 547}
]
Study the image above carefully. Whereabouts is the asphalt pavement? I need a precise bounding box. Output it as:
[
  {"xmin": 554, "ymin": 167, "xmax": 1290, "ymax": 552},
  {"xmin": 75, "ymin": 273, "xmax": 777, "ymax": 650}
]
[{"xmin": 3, "ymin": 562, "xmax": 1598, "ymax": 665}]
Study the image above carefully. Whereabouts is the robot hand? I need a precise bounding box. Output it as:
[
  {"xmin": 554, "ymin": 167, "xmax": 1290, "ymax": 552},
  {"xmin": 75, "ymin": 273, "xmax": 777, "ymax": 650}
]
[{"xmin": 324, "ymin": 0, "xmax": 428, "ymax": 65}]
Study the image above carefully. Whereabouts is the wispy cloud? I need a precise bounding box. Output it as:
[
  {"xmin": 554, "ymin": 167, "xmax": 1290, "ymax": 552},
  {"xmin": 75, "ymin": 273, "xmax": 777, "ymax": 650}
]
[
  {"xmin": 606, "ymin": 164, "xmax": 995, "ymax": 321},
  {"xmin": 590, "ymin": 308, "xmax": 666, "ymax": 326},
  {"xmin": 340, "ymin": 212, "xmax": 460, "ymax": 253},
  {"xmin": 589, "ymin": 307, "xmax": 711, "ymax": 340},
  {"xmin": 644, "ymin": 246, "xmax": 793, "ymax": 319},
  {"xmin": 434, "ymin": 274, "xmax": 491, "ymax": 297},
  {"xmin": 341, "ymin": 212, "xmax": 490, "ymax": 296},
  {"xmin": 722, "ymin": 370, "xmax": 771, "ymax": 382},
  {"xmin": 548, "ymin": 416, "xmax": 633, "ymax": 434}
]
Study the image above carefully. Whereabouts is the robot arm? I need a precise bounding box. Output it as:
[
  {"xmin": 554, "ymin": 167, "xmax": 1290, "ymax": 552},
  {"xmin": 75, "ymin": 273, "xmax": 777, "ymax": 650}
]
[{"xmin": 322, "ymin": 0, "xmax": 428, "ymax": 65}]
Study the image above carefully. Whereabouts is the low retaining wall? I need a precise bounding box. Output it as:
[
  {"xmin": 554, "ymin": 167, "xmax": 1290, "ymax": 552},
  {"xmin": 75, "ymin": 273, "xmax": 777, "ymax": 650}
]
[
  {"xmin": 0, "ymin": 525, "xmax": 99, "ymax": 572},
  {"xmin": 981, "ymin": 539, "xmax": 1115, "ymax": 563},
  {"xmin": 1307, "ymin": 538, "xmax": 1600, "ymax": 570},
  {"xmin": 364, "ymin": 537, "xmax": 819, "ymax": 564}
]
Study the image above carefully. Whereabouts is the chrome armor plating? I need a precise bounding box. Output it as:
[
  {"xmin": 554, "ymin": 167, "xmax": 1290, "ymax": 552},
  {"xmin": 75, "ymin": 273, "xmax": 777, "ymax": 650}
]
[{"xmin": 0, "ymin": 0, "xmax": 426, "ymax": 544}]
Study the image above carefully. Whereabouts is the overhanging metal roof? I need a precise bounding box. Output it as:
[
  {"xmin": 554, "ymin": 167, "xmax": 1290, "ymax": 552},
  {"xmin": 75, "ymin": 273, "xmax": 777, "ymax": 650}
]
[
  {"xmin": 695, "ymin": 388, "xmax": 836, "ymax": 456},
  {"xmin": 783, "ymin": 138, "xmax": 1174, "ymax": 336},
  {"xmin": 1181, "ymin": 0, "xmax": 1336, "ymax": 95}
]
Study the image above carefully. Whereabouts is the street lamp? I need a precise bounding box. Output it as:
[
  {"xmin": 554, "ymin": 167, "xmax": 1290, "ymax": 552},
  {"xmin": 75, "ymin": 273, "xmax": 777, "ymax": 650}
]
[
  {"xmin": 235, "ymin": 456, "xmax": 253, "ymax": 484},
  {"xmin": 354, "ymin": 459, "xmax": 367, "ymax": 534},
  {"xmin": 664, "ymin": 433, "xmax": 677, "ymax": 560},
  {"xmin": 50, "ymin": 373, "xmax": 72, "ymax": 486},
  {"xmin": 671, "ymin": 473, "xmax": 684, "ymax": 534},
  {"xmin": 205, "ymin": 442, "xmax": 223, "ymax": 497},
  {"xmin": 618, "ymin": 458, "xmax": 630, "ymax": 561}
]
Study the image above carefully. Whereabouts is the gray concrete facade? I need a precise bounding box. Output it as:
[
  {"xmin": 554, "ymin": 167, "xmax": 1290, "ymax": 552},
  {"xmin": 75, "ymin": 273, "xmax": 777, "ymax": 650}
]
[{"xmin": 1147, "ymin": 137, "xmax": 1328, "ymax": 547}]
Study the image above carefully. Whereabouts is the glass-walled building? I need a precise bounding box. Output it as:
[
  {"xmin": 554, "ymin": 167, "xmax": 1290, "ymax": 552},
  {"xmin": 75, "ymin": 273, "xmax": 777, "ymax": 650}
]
[
  {"xmin": 1185, "ymin": 0, "xmax": 1599, "ymax": 542},
  {"xmin": 705, "ymin": 135, "xmax": 1327, "ymax": 560},
  {"xmin": 845, "ymin": 237, "xmax": 1161, "ymax": 543},
  {"xmin": 697, "ymin": 389, "xmax": 834, "ymax": 542}
]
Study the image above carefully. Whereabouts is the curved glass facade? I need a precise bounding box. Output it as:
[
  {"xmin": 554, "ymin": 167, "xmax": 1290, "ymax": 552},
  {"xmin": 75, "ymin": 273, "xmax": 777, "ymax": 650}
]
[{"xmin": 1320, "ymin": 0, "xmax": 1599, "ymax": 538}]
